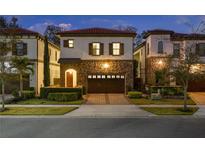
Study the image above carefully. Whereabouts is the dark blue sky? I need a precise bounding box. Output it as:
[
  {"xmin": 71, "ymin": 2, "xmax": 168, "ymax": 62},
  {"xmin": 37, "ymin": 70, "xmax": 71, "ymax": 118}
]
[{"xmin": 4, "ymin": 15, "xmax": 205, "ymax": 34}]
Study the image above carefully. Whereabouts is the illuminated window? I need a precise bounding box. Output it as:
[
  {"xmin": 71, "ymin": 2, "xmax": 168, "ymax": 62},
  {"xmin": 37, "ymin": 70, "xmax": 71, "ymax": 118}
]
[
  {"xmin": 112, "ymin": 43, "xmax": 120, "ymax": 55},
  {"xmin": 102, "ymin": 75, "xmax": 106, "ymax": 79},
  {"xmin": 93, "ymin": 75, "xmax": 96, "ymax": 78},
  {"xmin": 121, "ymin": 75, "xmax": 125, "ymax": 79},
  {"xmin": 107, "ymin": 75, "xmax": 111, "ymax": 78},
  {"xmin": 112, "ymin": 75, "xmax": 115, "ymax": 78},
  {"xmin": 97, "ymin": 75, "xmax": 101, "ymax": 78},
  {"xmin": 92, "ymin": 43, "xmax": 100, "ymax": 55},
  {"xmin": 88, "ymin": 75, "xmax": 92, "ymax": 79},
  {"xmin": 116, "ymin": 75, "xmax": 120, "ymax": 78},
  {"xmin": 68, "ymin": 40, "xmax": 74, "ymax": 48}
]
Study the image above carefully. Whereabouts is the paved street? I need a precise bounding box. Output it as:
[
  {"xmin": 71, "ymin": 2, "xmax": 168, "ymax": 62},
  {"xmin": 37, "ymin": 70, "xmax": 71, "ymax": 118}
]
[{"xmin": 1, "ymin": 117, "xmax": 205, "ymax": 138}]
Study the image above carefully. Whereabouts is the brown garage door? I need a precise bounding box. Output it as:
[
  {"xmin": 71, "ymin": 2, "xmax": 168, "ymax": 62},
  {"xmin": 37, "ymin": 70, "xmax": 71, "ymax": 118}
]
[
  {"xmin": 87, "ymin": 75, "xmax": 125, "ymax": 93},
  {"xmin": 188, "ymin": 79, "xmax": 205, "ymax": 92}
]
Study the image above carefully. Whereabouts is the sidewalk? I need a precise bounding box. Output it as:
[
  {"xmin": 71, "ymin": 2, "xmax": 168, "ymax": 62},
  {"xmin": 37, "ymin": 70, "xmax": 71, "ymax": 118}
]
[{"xmin": 4, "ymin": 104, "xmax": 80, "ymax": 107}]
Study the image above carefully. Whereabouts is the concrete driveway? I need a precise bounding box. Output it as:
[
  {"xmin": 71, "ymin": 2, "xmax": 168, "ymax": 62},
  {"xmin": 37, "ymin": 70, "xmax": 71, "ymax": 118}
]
[
  {"xmin": 189, "ymin": 92, "xmax": 205, "ymax": 105},
  {"xmin": 86, "ymin": 94, "xmax": 130, "ymax": 105},
  {"xmin": 66, "ymin": 105, "xmax": 153, "ymax": 117}
]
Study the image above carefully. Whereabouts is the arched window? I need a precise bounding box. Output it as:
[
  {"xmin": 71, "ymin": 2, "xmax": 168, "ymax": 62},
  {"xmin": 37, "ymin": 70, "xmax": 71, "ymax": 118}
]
[{"xmin": 158, "ymin": 41, "xmax": 163, "ymax": 54}]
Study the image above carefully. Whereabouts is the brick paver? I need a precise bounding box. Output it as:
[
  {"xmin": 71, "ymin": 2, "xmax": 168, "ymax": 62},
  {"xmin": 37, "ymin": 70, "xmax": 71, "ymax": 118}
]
[
  {"xmin": 189, "ymin": 92, "xmax": 205, "ymax": 105},
  {"xmin": 86, "ymin": 94, "xmax": 130, "ymax": 105}
]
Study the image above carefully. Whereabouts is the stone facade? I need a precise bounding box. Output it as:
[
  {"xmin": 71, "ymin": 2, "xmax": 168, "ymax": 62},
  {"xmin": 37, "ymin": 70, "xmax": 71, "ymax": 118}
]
[
  {"xmin": 60, "ymin": 60, "xmax": 134, "ymax": 92},
  {"xmin": 146, "ymin": 57, "xmax": 170, "ymax": 85}
]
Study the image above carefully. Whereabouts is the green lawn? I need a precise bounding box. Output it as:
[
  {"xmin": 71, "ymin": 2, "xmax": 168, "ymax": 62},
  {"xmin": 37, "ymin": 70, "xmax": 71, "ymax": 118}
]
[
  {"xmin": 13, "ymin": 98, "xmax": 84, "ymax": 105},
  {"xmin": 141, "ymin": 107, "xmax": 198, "ymax": 115},
  {"xmin": 131, "ymin": 98, "xmax": 196, "ymax": 105},
  {"xmin": 0, "ymin": 107, "xmax": 77, "ymax": 115}
]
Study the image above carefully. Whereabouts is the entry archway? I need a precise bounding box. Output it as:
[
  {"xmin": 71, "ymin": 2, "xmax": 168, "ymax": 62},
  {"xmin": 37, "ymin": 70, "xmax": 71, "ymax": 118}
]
[{"xmin": 65, "ymin": 69, "xmax": 77, "ymax": 87}]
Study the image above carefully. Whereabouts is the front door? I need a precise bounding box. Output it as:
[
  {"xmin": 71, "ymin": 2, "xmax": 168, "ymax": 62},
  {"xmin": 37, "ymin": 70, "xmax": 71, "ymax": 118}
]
[{"xmin": 67, "ymin": 72, "xmax": 73, "ymax": 87}]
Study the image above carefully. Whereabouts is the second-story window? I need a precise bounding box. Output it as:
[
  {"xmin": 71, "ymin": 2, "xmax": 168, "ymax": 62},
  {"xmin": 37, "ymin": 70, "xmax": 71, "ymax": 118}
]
[
  {"xmin": 63, "ymin": 39, "xmax": 74, "ymax": 48},
  {"xmin": 109, "ymin": 43, "xmax": 124, "ymax": 55},
  {"xmin": 173, "ymin": 43, "xmax": 180, "ymax": 58},
  {"xmin": 112, "ymin": 43, "xmax": 120, "ymax": 55},
  {"xmin": 158, "ymin": 41, "xmax": 163, "ymax": 54},
  {"xmin": 147, "ymin": 43, "xmax": 149, "ymax": 55},
  {"xmin": 92, "ymin": 43, "xmax": 100, "ymax": 55},
  {"xmin": 12, "ymin": 42, "xmax": 27, "ymax": 56},
  {"xmin": 55, "ymin": 51, "xmax": 58, "ymax": 61},
  {"xmin": 196, "ymin": 43, "xmax": 205, "ymax": 57}
]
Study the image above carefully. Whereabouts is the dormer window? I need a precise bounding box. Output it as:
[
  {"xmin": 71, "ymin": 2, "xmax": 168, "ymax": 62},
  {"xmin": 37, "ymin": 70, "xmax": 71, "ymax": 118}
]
[{"xmin": 158, "ymin": 41, "xmax": 163, "ymax": 54}]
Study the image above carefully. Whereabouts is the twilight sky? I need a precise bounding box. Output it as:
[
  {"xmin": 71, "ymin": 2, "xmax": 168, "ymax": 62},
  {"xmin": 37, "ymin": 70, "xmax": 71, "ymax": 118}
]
[{"xmin": 3, "ymin": 15, "xmax": 205, "ymax": 34}]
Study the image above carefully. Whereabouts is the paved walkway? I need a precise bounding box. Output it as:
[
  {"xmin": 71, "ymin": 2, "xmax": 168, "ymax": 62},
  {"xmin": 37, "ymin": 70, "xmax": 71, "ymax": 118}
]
[
  {"xmin": 86, "ymin": 94, "xmax": 130, "ymax": 105},
  {"xmin": 66, "ymin": 105, "xmax": 154, "ymax": 117},
  {"xmin": 189, "ymin": 92, "xmax": 205, "ymax": 105}
]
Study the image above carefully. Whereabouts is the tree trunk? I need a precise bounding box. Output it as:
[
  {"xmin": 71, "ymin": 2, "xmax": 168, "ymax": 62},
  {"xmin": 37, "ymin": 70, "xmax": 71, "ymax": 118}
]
[
  {"xmin": 19, "ymin": 73, "xmax": 23, "ymax": 97},
  {"xmin": 1, "ymin": 79, "xmax": 5, "ymax": 111},
  {"xmin": 183, "ymin": 86, "xmax": 188, "ymax": 111}
]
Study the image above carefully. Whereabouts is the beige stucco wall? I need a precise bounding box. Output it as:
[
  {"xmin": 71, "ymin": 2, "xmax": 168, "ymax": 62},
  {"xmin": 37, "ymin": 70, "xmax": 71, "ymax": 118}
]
[{"xmin": 60, "ymin": 36, "xmax": 134, "ymax": 60}]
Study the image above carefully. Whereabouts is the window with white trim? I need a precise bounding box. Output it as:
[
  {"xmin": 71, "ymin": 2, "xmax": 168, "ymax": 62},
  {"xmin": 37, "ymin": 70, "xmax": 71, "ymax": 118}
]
[
  {"xmin": 112, "ymin": 43, "xmax": 120, "ymax": 55},
  {"xmin": 92, "ymin": 43, "xmax": 100, "ymax": 55},
  {"xmin": 68, "ymin": 40, "xmax": 74, "ymax": 48}
]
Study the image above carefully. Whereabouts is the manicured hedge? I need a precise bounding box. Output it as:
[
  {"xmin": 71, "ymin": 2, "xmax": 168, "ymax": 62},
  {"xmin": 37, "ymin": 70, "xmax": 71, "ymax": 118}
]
[
  {"xmin": 22, "ymin": 90, "xmax": 35, "ymax": 99},
  {"xmin": 48, "ymin": 92, "xmax": 78, "ymax": 102},
  {"xmin": 128, "ymin": 91, "xmax": 142, "ymax": 98},
  {"xmin": 150, "ymin": 86, "xmax": 183, "ymax": 96},
  {"xmin": 40, "ymin": 87, "xmax": 83, "ymax": 99}
]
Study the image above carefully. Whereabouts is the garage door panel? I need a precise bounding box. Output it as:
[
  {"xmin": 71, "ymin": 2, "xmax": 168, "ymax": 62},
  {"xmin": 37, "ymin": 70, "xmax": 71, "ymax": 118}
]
[
  {"xmin": 188, "ymin": 79, "xmax": 205, "ymax": 92},
  {"xmin": 88, "ymin": 79, "xmax": 125, "ymax": 93}
]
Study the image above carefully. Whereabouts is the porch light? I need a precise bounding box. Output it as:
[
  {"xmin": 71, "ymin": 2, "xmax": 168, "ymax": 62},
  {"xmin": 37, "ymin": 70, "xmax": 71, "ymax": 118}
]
[
  {"xmin": 158, "ymin": 60, "xmax": 163, "ymax": 65},
  {"xmin": 102, "ymin": 63, "xmax": 110, "ymax": 69}
]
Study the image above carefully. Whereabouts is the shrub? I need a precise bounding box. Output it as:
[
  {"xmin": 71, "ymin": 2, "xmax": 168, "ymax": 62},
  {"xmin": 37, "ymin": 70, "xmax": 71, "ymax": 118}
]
[
  {"xmin": 40, "ymin": 87, "xmax": 83, "ymax": 99},
  {"xmin": 12, "ymin": 89, "xmax": 19, "ymax": 98},
  {"xmin": 22, "ymin": 90, "xmax": 35, "ymax": 99},
  {"xmin": 128, "ymin": 91, "xmax": 142, "ymax": 98},
  {"xmin": 48, "ymin": 92, "xmax": 78, "ymax": 102},
  {"xmin": 150, "ymin": 86, "xmax": 183, "ymax": 96}
]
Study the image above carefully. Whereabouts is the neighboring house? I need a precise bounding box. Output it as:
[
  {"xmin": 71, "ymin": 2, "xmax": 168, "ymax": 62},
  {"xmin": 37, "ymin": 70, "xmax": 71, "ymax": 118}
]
[
  {"xmin": 0, "ymin": 28, "xmax": 60, "ymax": 94},
  {"xmin": 134, "ymin": 29, "xmax": 205, "ymax": 91},
  {"xmin": 57, "ymin": 27, "xmax": 136, "ymax": 93}
]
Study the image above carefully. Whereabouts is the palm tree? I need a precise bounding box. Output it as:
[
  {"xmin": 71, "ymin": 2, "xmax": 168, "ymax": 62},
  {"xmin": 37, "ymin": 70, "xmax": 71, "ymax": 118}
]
[{"xmin": 10, "ymin": 56, "xmax": 34, "ymax": 97}]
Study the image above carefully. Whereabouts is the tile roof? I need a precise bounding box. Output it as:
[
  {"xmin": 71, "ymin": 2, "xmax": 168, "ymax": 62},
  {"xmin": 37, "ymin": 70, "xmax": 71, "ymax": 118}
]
[
  {"xmin": 57, "ymin": 27, "xmax": 136, "ymax": 37},
  {"xmin": 0, "ymin": 27, "xmax": 39, "ymax": 35}
]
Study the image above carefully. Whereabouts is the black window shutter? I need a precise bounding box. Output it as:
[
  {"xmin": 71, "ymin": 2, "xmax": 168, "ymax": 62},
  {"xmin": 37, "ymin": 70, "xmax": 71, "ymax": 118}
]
[
  {"xmin": 196, "ymin": 43, "xmax": 199, "ymax": 55},
  {"xmin": 12, "ymin": 43, "xmax": 17, "ymax": 55},
  {"xmin": 120, "ymin": 43, "xmax": 124, "ymax": 55},
  {"xmin": 89, "ymin": 43, "xmax": 93, "ymax": 55},
  {"xmin": 63, "ymin": 40, "xmax": 68, "ymax": 47},
  {"xmin": 100, "ymin": 43, "xmax": 104, "ymax": 55},
  {"xmin": 109, "ymin": 43, "xmax": 113, "ymax": 55},
  {"xmin": 23, "ymin": 43, "xmax": 27, "ymax": 55}
]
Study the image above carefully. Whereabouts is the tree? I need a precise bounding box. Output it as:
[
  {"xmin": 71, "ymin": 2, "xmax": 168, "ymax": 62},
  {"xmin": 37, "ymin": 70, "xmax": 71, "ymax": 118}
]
[
  {"xmin": 0, "ymin": 16, "xmax": 8, "ymax": 28},
  {"xmin": 43, "ymin": 36, "xmax": 50, "ymax": 87},
  {"xmin": 10, "ymin": 56, "xmax": 34, "ymax": 97},
  {"xmin": 0, "ymin": 40, "xmax": 12, "ymax": 111},
  {"xmin": 44, "ymin": 25, "xmax": 62, "ymax": 46},
  {"xmin": 8, "ymin": 16, "xmax": 19, "ymax": 28}
]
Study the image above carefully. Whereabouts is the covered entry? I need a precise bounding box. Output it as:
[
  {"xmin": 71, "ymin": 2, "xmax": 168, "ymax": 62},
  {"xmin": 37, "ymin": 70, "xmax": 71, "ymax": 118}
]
[{"xmin": 87, "ymin": 74, "xmax": 125, "ymax": 93}]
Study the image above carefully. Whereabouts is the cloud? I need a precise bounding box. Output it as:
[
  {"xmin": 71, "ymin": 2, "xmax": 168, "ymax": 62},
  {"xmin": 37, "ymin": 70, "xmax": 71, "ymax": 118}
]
[
  {"xmin": 28, "ymin": 22, "xmax": 72, "ymax": 34},
  {"xmin": 176, "ymin": 16, "xmax": 191, "ymax": 25}
]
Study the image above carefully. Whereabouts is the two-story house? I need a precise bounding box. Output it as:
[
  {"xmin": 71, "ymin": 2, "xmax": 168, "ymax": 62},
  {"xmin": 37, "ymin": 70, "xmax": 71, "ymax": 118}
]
[
  {"xmin": 0, "ymin": 28, "xmax": 61, "ymax": 94},
  {"xmin": 57, "ymin": 27, "xmax": 136, "ymax": 93},
  {"xmin": 134, "ymin": 29, "xmax": 205, "ymax": 91}
]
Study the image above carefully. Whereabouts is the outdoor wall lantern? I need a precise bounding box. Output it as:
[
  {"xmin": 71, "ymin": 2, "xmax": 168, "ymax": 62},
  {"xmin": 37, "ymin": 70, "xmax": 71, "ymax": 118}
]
[{"xmin": 102, "ymin": 63, "xmax": 110, "ymax": 69}]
